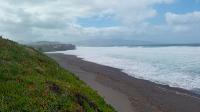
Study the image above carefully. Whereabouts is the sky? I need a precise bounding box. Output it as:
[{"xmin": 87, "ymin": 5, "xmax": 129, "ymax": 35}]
[{"xmin": 0, "ymin": 0, "xmax": 200, "ymax": 43}]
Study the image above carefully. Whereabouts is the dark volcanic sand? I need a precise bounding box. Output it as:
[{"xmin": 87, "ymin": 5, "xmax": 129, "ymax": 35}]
[{"xmin": 47, "ymin": 53, "xmax": 200, "ymax": 112}]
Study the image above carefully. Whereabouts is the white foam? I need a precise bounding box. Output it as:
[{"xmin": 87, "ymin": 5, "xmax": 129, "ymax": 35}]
[{"xmin": 52, "ymin": 46, "xmax": 200, "ymax": 90}]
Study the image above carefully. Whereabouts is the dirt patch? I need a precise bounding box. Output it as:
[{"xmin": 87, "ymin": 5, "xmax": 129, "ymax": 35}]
[{"xmin": 46, "ymin": 81, "xmax": 61, "ymax": 94}]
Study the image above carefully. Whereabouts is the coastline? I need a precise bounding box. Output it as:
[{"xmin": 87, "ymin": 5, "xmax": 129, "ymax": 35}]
[{"xmin": 47, "ymin": 53, "xmax": 200, "ymax": 112}]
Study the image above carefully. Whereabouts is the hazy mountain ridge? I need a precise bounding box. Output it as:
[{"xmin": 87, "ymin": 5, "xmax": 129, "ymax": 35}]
[
  {"xmin": 28, "ymin": 41, "xmax": 76, "ymax": 52},
  {"xmin": 74, "ymin": 38, "xmax": 200, "ymax": 47}
]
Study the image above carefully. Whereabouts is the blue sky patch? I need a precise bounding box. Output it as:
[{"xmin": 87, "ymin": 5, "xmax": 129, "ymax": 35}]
[{"xmin": 149, "ymin": 0, "xmax": 200, "ymax": 24}]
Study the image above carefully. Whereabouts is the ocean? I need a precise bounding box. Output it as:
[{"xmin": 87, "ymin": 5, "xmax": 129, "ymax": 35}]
[{"xmin": 53, "ymin": 46, "xmax": 200, "ymax": 91}]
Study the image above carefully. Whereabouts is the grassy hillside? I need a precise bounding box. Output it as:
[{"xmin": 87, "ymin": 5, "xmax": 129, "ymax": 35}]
[{"xmin": 0, "ymin": 37, "xmax": 115, "ymax": 112}]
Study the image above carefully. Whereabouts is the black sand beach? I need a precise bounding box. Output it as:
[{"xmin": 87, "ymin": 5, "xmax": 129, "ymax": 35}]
[{"xmin": 48, "ymin": 53, "xmax": 200, "ymax": 112}]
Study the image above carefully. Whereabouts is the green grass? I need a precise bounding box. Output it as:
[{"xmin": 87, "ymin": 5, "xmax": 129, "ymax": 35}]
[{"xmin": 0, "ymin": 37, "xmax": 116, "ymax": 112}]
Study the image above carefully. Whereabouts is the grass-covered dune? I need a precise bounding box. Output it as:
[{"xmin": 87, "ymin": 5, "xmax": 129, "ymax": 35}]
[{"xmin": 0, "ymin": 37, "xmax": 115, "ymax": 112}]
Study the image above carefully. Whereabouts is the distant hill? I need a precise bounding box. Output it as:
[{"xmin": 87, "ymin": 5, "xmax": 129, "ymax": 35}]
[
  {"xmin": 0, "ymin": 37, "xmax": 115, "ymax": 112},
  {"xmin": 74, "ymin": 38, "xmax": 200, "ymax": 47},
  {"xmin": 28, "ymin": 41, "xmax": 76, "ymax": 52},
  {"xmin": 74, "ymin": 38, "xmax": 157, "ymax": 47}
]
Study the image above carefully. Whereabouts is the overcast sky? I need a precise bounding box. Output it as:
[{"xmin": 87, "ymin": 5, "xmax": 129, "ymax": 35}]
[{"xmin": 0, "ymin": 0, "xmax": 200, "ymax": 43}]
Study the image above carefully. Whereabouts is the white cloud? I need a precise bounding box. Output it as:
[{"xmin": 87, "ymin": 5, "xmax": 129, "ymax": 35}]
[{"xmin": 165, "ymin": 11, "xmax": 200, "ymax": 32}]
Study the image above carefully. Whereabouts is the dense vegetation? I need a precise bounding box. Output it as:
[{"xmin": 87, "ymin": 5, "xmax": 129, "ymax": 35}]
[{"xmin": 0, "ymin": 37, "xmax": 115, "ymax": 112}]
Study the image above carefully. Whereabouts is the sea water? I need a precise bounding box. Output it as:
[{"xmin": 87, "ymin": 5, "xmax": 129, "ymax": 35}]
[{"xmin": 54, "ymin": 46, "xmax": 200, "ymax": 91}]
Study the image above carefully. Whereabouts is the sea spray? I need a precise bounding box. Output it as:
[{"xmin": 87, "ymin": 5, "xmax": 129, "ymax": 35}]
[{"xmin": 52, "ymin": 46, "xmax": 200, "ymax": 90}]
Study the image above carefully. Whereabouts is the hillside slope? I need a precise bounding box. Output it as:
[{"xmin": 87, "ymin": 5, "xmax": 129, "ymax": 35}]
[{"xmin": 0, "ymin": 37, "xmax": 115, "ymax": 112}]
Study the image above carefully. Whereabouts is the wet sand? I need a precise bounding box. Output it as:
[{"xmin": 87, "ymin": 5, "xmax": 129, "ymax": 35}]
[{"xmin": 47, "ymin": 53, "xmax": 200, "ymax": 112}]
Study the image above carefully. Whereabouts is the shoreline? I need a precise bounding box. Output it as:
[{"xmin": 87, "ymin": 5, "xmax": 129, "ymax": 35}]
[{"xmin": 47, "ymin": 53, "xmax": 200, "ymax": 112}]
